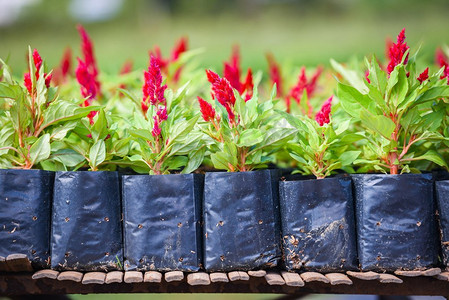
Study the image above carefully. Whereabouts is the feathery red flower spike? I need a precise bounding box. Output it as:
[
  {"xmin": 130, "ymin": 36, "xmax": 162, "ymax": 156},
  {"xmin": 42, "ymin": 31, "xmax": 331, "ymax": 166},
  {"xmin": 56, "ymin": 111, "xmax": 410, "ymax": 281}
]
[
  {"xmin": 387, "ymin": 28, "xmax": 409, "ymax": 74},
  {"xmin": 315, "ymin": 96, "xmax": 333, "ymax": 126},
  {"xmin": 23, "ymin": 49, "xmax": 52, "ymax": 95}
]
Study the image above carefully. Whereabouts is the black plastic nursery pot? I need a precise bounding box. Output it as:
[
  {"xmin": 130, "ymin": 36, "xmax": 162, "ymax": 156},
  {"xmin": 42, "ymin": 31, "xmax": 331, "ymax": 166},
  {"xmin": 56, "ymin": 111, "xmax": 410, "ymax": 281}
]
[
  {"xmin": 436, "ymin": 180, "xmax": 449, "ymax": 267},
  {"xmin": 0, "ymin": 169, "xmax": 54, "ymax": 269},
  {"xmin": 203, "ymin": 169, "xmax": 282, "ymax": 272},
  {"xmin": 352, "ymin": 173, "xmax": 438, "ymax": 272},
  {"xmin": 279, "ymin": 175, "xmax": 358, "ymax": 272},
  {"xmin": 122, "ymin": 173, "xmax": 204, "ymax": 272},
  {"xmin": 50, "ymin": 171, "xmax": 122, "ymax": 271}
]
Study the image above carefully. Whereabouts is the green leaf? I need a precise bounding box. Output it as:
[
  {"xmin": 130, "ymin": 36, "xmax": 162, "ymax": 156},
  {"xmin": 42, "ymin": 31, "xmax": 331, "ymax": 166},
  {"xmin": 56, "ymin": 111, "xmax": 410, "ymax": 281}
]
[
  {"xmin": 50, "ymin": 149, "xmax": 85, "ymax": 167},
  {"xmin": 359, "ymin": 110, "xmax": 395, "ymax": 139},
  {"xmin": 417, "ymin": 86, "xmax": 449, "ymax": 104},
  {"xmin": 391, "ymin": 66, "xmax": 409, "ymax": 107},
  {"xmin": 91, "ymin": 109, "xmax": 108, "ymax": 142},
  {"xmin": 237, "ymin": 129, "xmax": 263, "ymax": 147},
  {"xmin": 89, "ymin": 139, "xmax": 106, "ymax": 170},
  {"xmin": 249, "ymin": 127, "xmax": 297, "ymax": 154},
  {"xmin": 29, "ymin": 133, "xmax": 51, "ymax": 165},
  {"xmin": 331, "ymin": 59, "xmax": 368, "ymax": 93},
  {"xmin": 50, "ymin": 121, "xmax": 77, "ymax": 140},
  {"xmin": 336, "ymin": 83, "xmax": 373, "ymax": 118},
  {"xmin": 42, "ymin": 100, "xmax": 99, "ymax": 132},
  {"xmin": 182, "ymin": 146, "xmax": 206, "ymax": 174},
  {"xmin": 408, "ymin": 150, "xmax": 447, "ymax": 168},
  {"xmin": 339, "ymin": 150, "xmax": 361, "ymax": 166}
]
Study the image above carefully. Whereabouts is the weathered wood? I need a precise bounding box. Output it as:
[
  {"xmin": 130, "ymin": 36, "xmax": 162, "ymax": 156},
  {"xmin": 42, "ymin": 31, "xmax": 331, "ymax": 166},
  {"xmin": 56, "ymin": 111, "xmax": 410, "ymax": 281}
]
[
  {"xmin": 436, "ymin": 271, "xmax": 449, "ymax": 281},
  {"xmin": 325, "ymin": 273, "xmax": 353, "ymax": 285},
  {"xmin": 210, "ymin": 272, "xmax": 229, "ymax": 282},
  {"xmin": 187, "ymin": 272, "xmax": 211, "ymax": 286},
  {"xmin": 57, "ymin": 271, "xmax": 83, "ymax": 282},
  {"xmin": 300, "ymin": 272, "xmax": 330, "ymax": 283},
  {"xmin": 32, "ymin": 270, "xmax": 59, "ymax": 280},
  {"xmin": 378, "ymin": 274, "xmax": 403, "ymax": 284},
  {"xmin": 423, "ymin": 268, "xmax": 441, "ymax": 276},
  {"xmin": 82, "ymin": 272, "xmax": 106, "ymax": 285},
  {"xmin": 0, "ymin": 256, "xmax": 9, "ymax": 272},
  {"xmin": 165, "ymin": 271, "xmax": 184, "ymax": 282},
  {"xmin": 346, "ymin": 271, "xmax": 379, "ymax": 280},
  {"xmin": 124, "ymin": 271, "xmax": 143, "ymax": 283},
  {"xmin": 5, "ymin": 254, "xmax": 33, "ymax": 272},
  {"xmin": 105, "ymin": 271, "xmax": 123, "ymax": 284},
  {"xmin": 281, "ymin": 271, "xmax": 304, "ymax": 287},
  {"xmin": 264, "ymin": 272, "xmax": 285, "ymax": 285},
  {"xmin": 394, "ymin": 270, "xmax": 423, "ymax": 277},
  {"xmin": 228, "ymin": 271, "xmax": 249, "ymax": 281},
  {"xmin": 144, "ymin": 271, "xmax": 162, "ymax": 283},
  {"xmin": 2, "ymin": 273, "xmax": 449, "ymax": 296},
  {"xmin": 248, "ymin": 270, "xmax": 267, "ymax": 277}
]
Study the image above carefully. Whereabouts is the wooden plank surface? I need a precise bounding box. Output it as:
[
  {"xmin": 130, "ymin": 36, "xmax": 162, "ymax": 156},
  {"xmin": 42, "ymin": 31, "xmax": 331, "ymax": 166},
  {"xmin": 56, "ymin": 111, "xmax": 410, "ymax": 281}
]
[
  {"xmin": 5, "ymin": 254, "xmax": 33, "ymax": 272},
  {"xmin": 3, "ymin": 272, "xmax": 449, "ymax": 296}
]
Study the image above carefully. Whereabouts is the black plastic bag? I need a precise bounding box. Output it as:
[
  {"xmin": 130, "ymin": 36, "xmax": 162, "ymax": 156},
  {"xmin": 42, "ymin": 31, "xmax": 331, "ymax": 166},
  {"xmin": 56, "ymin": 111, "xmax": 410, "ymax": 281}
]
[
  {"xmin": 51, "ymin": 171, "xmax": 122, "ymax": 271},
  {"xmin": 203, "ymin": 169, "xmax": 281, "ymax": 271},
  {"xmin": 122, "ymin": 173, "xmax": 203, "ymax": 271},
  {"xmin": 279, "ymin": 176, "xmax": 357, "ymax": 272},
  {"xmin": 436, "ymin": 180, "xmax": 449, "ymax": 267},
  {"xmin": 0, "ymin": 169, "xmax": 54, "ymax": 269},
  {"xmin": 352, "ymin": 173, "xmax": 438, "ymax": 271}
]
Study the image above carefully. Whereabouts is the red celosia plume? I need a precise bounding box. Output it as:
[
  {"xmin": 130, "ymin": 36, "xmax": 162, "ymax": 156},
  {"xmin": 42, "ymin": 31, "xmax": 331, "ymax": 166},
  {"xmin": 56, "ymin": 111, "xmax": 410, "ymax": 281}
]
[
  {"xmin": 23, "ymin": 49, "xmax": 52, "ymax": 95},
  {"xmin": 387, "ymin": 28, "xmax": 410, "ymax": 74},
  {"xmin": 206, "ymin": 69, "xmax": 236, "ymax": 123},
  {"xmin": 315, "ymin": 96, "xmax": 333, "ymax": 126},
  {"xmin": 198, "ymin": 96, "xmax": 216, "ymax": 122},
  {"xmin": 171, "ymin": 37, "xmax": 188, "ymax": 61},
  {"xmin": 417, "ymin": 68, "xmax": 429, "ymax": 84},
  {"xmin": 52, "ymin": 47, "xmax": 72, "ymax": 85},
  {"xmin": 142, "ymin": 56, "xmax": 167, "ymax": 115},
  {"xmin": 286, "ymin": 66, "xmax": 322, "ymax": 115},
  {"xmin": 75, "ymin": 57, "xmax": 98, "ymax": 124},
  {"xmin": 222, "ymin": 46, "xmax": 254, "ymax": 100},
  {"xmin": 120, "ymin": 60, "xmax": 133, "ymax": 75},
  {"xmin": 266, "ymin": 53, "xmax": 283, "ymax": 97},
  {"xmin": 436, "ymin": 48, "xmax": 449, "ymax": 83},
  {"xmin": 77, "ymin": 25, "xmax": 100, "ymax": 94}
]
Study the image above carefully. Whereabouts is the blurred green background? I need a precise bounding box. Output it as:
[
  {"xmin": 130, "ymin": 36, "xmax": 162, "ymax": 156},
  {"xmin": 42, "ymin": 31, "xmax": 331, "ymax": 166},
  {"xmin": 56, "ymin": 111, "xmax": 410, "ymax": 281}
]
[{"xmin": 1, "ymin": 0, "xmax": 449, "ymax": 76}]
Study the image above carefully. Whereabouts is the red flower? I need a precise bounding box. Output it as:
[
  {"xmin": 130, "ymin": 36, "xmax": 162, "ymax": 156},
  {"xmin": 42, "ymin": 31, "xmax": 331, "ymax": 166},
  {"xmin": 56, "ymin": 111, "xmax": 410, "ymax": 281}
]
[
  {"xmin": 223, "ymin": 45, "xmax": 242, "ymax": 92},
  {"xmin": 287, "ymin": 66, "xmax": 322, "ymax": 115},
  {"xmin": 315, "ymin": 96, "xmax": 333, "ymax": 126},
  {"xmin": 241, "ymin": 68, "xmax": 254, "ymax": 101},
  {"xmin": 77, "ymin": 25, "xmax": 100, "ymax": 94},
  {"xmin": 23, "ymin": 49, "xmax": 52, "ymax": 95},
  {"xmin": 365, "ymin": 70, "xmax": 371, "ymax": 84},
  {"xmin": 76, "ymin": 58, "xmax": 97, "ymax": 101},
  {"xmin": 142, "ymin": 56, "xmax": 167, "ymax": 115},
  {"xmin": 266, "ymin": 53, "xmax": 283, "ymax": 97},
  {"xmin": 150, "ymin": 46, "xmax": 169, "ymax": 73},
  {"xmin": 61, "ymin": 47, "xmax": 72, "ymax": 79},
  {"xmin": 387, "ymin": 28, "xmax": 410, "ymax": 74},
  {"xmin": 156, "ymin": 106, "xmax": 168, "ymax": 121},
  {"xmin": 152, "ymin": 116, "xmax": 162, "ymax": 137},
  {"xmin": 417, "ymin": 68, "xmax": 429, "ymax": 84},
  {"xmin": 198, "ymin": 96, "xmax": 216, "ymax": 122},
  {"xmin": 436, "ymin": 48, "xmax": 449, "ymax": 83},
  {"xmin": 206, "ymin": 69, "xmax": 236, "ymax": 123},
  {"xmin": 170, "ymin": 37, "xmax": 188, "ymax": 61},
  {"xmin": 120, "ymin": 60, "xmax": 133, "ymax": 75}
]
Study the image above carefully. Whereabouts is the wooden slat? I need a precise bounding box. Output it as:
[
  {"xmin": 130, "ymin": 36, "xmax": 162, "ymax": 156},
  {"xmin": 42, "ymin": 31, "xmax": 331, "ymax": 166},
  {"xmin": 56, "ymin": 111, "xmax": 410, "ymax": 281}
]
[
  {"xmin": 346, "ymin": 271, "xmax": 379, "ymax": 280},
  {"xmin": 394, "ymin": 270, "xmax": 423, "ymax": 277},
  {"xmin": 124, "ymin": 271, "xmax": 143, "ymax": 283},
  {"xmin": 423, "ymin": 268, "xmax": 441, "ymax": 276},
  {"xmin": 281, "ymin": 271, "xmax": 304, "ymax": 287},
  {"xmin": 82, "ymin": 272, "xmax": 106, "ymax": 285},
  {"xmin": 144, "ymin": 271, "xmax": 162, "ymax": 283},
  {"xmin": 378, "ymin": 274, "xmax": 403, "ymax": 284},
  {"xmin": 57, "ymin": 271, "xmax": 83, "ymax": 282},
  {"xmin": 187, "ymin": 272, "xmax": 211, "ymax": 286},
  {"xmin": 300, "ymin": 272, "xmax": 330, "ymax": 283},
  {"xmin": 210, "ymin": 272, "xmax": 229, "ymax": 283},
  {"xmin": 228, "ymin": 271, "xmax": 249, "ymax": 281},
  {"xmin": 436, "ymin": 271, "xmax": 449, "ymax": 281},
  {"xmin": 165, "ymin": 271, "xmax": 184, "ymax": 282},
  {"xmin": 325, "ymin": 273, "xmax": 353, "ymax": 285},
  {"xmin": 0, "ymin": 256, "xmax": 10, "ymax": 272},
  {"xmin": 248, "ymin": 270, "xmax": 267, "ymax": 277},
  {"xmin": 5, "ymin": 254, "xmax": 33, "ymax": 272},
  {"xmin": 264, "ymin": 272, "xmax": 285, "ymax": 285},
  {"xmin": 105, "ymin": 271, "xmax": 123, "ymax": 284},
  {"xmin": 32, "ymin": 270, "xmax": 59, "ymax": 280}
]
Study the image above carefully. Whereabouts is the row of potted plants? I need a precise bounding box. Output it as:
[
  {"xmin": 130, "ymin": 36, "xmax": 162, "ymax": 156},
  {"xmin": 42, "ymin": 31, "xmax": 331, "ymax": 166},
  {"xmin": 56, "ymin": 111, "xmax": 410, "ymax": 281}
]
[{"xmin": 1, "ymin": 27, "xmax": 449, "ymax": 273}]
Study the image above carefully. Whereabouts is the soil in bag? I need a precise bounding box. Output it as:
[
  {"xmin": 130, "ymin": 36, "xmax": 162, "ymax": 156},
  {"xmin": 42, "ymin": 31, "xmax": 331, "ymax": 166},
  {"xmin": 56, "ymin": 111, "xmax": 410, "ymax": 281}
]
[
  {"xmin": 203, "ymin": 169, "xmax": 282, "ymax": 272},
  {"xmin": 279, "ymin": 175, "xmax": 357, "ymax": 272},
  {"xmin": 352, "ymin": 173, "xmax": 438, "ymax": 272},
  {"xmin": 122, "ymin": 173, "xmax": 203, "ymax": 271},
  {"xmin": 0, "ymin": 169, "xmax": 54, "ymax": 269},
  {"xmin": 51, "ymin": 171, "xmax": 122, "ymax": 271}
]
